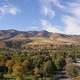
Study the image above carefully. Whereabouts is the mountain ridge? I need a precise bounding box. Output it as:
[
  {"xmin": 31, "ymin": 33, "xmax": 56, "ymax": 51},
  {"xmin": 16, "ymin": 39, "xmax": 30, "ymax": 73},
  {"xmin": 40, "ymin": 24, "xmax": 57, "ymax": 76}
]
[{"xmin": 0, "ymin": 29, "xmax": 80, "ymax": 49}]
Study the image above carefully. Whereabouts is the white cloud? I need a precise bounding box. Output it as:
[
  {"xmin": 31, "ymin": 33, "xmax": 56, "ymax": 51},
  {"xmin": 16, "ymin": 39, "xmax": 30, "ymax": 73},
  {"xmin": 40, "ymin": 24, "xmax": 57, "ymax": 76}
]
[
  {"xmin": 40, "ymin": 0, "xmax": 56, "ymax": 19},
  {"xmin": 40, "ymin": 0, "xmax": 80, "ymax": 35},
  {"xmin": 49, "ymin": 0, "xmax": 64, "ymax": 9},
  {"xmin": 67, "ymin": 2, "xmax": 80, "ymax": 17},
  {"xmin": 62, "ymin": 15, "xmax": 80, "ymax": 35},
  {"xmin": 9, "ymin": 6, "xmax": 20, "ymax": 15},
  {"xmin": 40, "ymin": 0, "xmax": 65, "ymax": 18},
  {"xmin": 72, "ymin": 7, "xmax": 80, "ymax": 17},
  {"xmin": 61, "ymin": 2, "xmax": 80, "ymax": 35},
  {"xmin": 40, "ymin": 0, "xmax": 64, "ymax": 33},
  {"xmin": 41, "ymin": 0, "xmax": 64, "ymax": 8},
  {"xmin": 41, "ymin": 19, "xmax": 62, "ymax": 33},
  {"xmin": 0, "ymin": 4, "xmax": 20, "ymax": 16},
  {"xmin": 42, "ymin": 6, "xmax": 55, "ymax": 18}
]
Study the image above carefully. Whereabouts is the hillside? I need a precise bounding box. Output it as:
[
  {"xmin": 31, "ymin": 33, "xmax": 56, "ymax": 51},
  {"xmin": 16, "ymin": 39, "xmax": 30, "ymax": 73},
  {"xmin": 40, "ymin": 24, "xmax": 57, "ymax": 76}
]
[{"xmin": 0, "ymin": 29, "xmax": 80, "ymax": 49}]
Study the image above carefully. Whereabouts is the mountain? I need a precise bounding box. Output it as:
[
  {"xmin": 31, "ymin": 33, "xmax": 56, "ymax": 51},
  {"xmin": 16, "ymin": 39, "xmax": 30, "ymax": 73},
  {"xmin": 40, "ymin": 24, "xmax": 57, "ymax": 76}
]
[
  {"xmin": 0, "ymin": 29, "xmax": 18, "ymax": 40},
  {"xmin": 0, "ymin": 29, "xmax": 80, "ymax": 49}
]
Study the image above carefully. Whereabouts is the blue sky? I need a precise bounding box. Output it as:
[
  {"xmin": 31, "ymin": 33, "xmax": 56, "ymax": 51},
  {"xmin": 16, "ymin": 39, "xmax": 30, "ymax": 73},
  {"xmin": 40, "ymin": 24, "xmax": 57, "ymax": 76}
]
[{"xmin": 0, "ymin": 0, "xmax": 80, "ymax": 34}]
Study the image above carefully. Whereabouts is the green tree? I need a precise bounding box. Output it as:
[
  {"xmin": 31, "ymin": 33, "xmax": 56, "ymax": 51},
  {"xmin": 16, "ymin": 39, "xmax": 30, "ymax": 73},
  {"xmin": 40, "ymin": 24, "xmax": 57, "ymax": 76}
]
[
  {"xmin": 66, "ymin": 63, "xmax": 79, "ymax": 78},
  {"xmin": 22, "ymin": 60, "xmax": 32, "ymax": 75},
  {"xmin": 12, "ymin": 63, "xmax": 24, "ymax": 80},
  {"xmin": 33, "ymin": 67, "xmax": 41, "ymax": 80},
  {"xmin": 43, "ymin": 60, "xmax": 54, "ymax": 79},
  {"xmin": 6, "ymin": 60, "xmax": 15, "ymax": 74},
  {"xmin": 55, "ymin": 57, "xmax": 66, "ymax": 70}
]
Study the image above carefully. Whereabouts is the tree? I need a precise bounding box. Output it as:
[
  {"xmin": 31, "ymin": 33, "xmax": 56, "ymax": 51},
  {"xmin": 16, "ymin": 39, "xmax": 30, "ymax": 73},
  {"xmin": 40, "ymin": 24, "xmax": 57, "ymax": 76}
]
[
  {"xmin": 6, "ymin": 60, "xmax": 15, "ymax": 74},
  {"xmin": 0, "ymin": 66, "xmax": 8, "ymax": 78},
  {"xmin": 73, "ymin": 76, "xmax": 80, "ymax": 80},
  {"xmin": 43, "ymin": 60, "xmax": 54, "ymax": 79},
  {"xmin": 66, "ymin": 63, "xmax": 79, "ymax": 78},
  {"xmin": 22, "ymin": 60, "xmax": 32, "ymax": 75},
  {"xmin": 12, "ymin": 63, "xmax": 24, "ymax": 80},
  {"xmin": 55, "ymin": 57, "xmax": 66, "ymax": 70},
  {"xmin": 33, "ymin": 67, "xmax": 41, "ymax": 80}
]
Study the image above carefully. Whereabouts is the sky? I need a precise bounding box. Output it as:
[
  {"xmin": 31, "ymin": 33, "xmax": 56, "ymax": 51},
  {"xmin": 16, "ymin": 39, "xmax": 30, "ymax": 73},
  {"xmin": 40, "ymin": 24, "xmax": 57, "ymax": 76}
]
[{"xmin": 0, "ymin": 0, "xmax": 80, "ymax": 35}]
